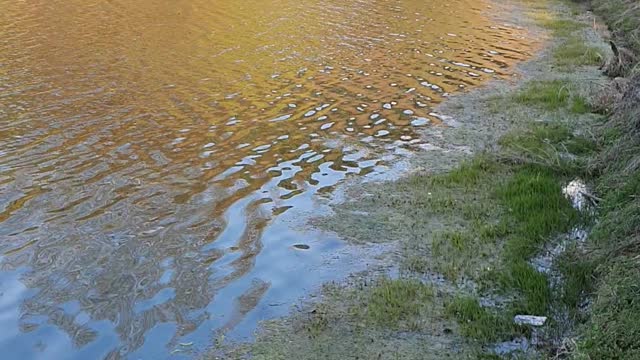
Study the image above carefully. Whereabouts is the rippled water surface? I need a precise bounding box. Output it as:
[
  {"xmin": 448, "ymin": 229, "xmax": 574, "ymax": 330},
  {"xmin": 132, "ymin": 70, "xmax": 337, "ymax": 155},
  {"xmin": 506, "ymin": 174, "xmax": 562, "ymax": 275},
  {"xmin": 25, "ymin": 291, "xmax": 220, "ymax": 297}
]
[{"xmin": 0, "ymin": 0, "xmax": 534, "ymax": 358}]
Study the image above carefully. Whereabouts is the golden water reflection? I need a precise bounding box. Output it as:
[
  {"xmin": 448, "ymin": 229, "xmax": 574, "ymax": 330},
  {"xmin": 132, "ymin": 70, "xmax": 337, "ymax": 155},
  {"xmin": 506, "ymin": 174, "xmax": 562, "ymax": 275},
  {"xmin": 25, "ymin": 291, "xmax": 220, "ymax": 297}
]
[{"xmin": 0, "ymin": 0, "xmax": 535, "ymax": 358}]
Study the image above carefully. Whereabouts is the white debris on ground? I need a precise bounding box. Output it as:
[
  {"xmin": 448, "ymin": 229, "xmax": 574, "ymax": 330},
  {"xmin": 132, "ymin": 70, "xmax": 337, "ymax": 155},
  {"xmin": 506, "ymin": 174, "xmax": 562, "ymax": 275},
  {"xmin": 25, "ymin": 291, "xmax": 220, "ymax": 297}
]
[
  {"xmin": 514, "ymin": 315, "xmax": 547, "ymax": 326},
  {"xmin": 531, "ymin": 179, "xmax": 593, "ymax": 275},
  {"xmin": 562, "ymin": 179, "xmax": 589, "ymax": 211}
]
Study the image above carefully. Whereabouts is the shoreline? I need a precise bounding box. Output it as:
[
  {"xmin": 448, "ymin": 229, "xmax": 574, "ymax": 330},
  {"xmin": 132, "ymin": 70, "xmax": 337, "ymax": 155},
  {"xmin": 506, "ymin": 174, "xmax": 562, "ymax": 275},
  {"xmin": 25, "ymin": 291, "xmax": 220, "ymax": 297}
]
[{"xmin": 209, "ymin": 0, "xmax": 640, "ymax": 358}]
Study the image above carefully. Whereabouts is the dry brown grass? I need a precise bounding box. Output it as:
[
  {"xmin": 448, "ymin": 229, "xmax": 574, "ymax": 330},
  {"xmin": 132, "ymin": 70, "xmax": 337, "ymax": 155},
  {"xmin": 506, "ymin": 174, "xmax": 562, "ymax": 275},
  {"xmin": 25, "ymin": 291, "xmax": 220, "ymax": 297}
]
[{"xmin": 602, "ymin": 41, "xmax": 638, "ymax": 77}]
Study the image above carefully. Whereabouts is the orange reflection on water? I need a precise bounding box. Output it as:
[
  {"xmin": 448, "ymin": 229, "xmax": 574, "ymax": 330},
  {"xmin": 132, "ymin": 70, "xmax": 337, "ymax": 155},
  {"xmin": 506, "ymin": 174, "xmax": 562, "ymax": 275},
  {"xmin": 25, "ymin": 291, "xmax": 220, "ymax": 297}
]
[{"xmin": 0, "ymin": 0, "xmax": 536, "ymax": 357}]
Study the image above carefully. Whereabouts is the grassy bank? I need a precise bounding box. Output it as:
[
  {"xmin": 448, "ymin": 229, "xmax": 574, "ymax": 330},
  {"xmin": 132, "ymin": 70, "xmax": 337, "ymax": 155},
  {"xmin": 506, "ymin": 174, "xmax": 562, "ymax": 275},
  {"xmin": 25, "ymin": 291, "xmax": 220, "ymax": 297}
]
[
  {"xmin": 564, "ymin": 0, "xmax": 640, "ymax": 359},
  {"xmin": 210, "ymin": 0, "xmax": 640, "ymax": 359}
]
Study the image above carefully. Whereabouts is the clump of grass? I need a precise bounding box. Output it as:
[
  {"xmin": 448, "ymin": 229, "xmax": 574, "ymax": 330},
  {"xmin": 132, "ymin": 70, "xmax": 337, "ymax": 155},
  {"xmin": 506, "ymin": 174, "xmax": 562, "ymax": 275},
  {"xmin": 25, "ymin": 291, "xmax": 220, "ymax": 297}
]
[
  {"xmin": 554, "ymin": 37, "xmax": 603, "ymax": 67},
  {"xmin": 367, "ymin": 278, "xmax": 434, "ymax": 330},
  {"xmin": 542, "ymin": 19, "xmax": 585, "ymax": 37},
  {"xmin": 499, "ymin": 122, "xmax": 597, "ymax": 174},
  {"xmin": 590, "ymin": 169, "xmax": 640, "ymax": 244},
  {"xmin": 223, "ymin": 277, "xmax": 475, "ymax": 360},
  {"xmin": 577, "ymin": 259, "xmax": 640, "ymax": 359},
  {"xmin": 445, "ymin": 296, "xmax": 521, "ymax": 342},
  {"xmin": 432, "ymin": 161, "xmax": 580, "ymax": 338},
  {"xmin": 502, "ymin": 260, "xmax": 552, "ymax": 315},
  {"xmin": 570, "ymin": 95, "xmax": 593, "ymax": 114},
  {"xmin": 500, "ymin": 166, "xmax": 579, "ymax": 259},
  {"xmin": 478, "ymin": 222, "xmax": 510, "ymax": 242},
  {"xmin": 500, "ymin": 122, "xmax": 572, "ymax": 150},
  {"xmin": 556, "ymin": 246, "xmax": 594, "ymax": 314},
  {"xmin": 592, "ymin": 0, "xmax": 640, "ymax": 56},
  {"xmin": 513, "ymin": 80, "xmax": 571, "ymax": 110},
  {"xmin": 497, "ymin": 166, "xmax": 578, "ymax": 314},
  {"xmin": 567, "ymin": 69, "xmax": 640, "ymax": 357},
  {"xmin": 431, "ymin": 154, "xmax": 501, "ymax": 187},
  {"xmin": 431, "ymin": 230, "xmax": 489, "ymax": 280}
]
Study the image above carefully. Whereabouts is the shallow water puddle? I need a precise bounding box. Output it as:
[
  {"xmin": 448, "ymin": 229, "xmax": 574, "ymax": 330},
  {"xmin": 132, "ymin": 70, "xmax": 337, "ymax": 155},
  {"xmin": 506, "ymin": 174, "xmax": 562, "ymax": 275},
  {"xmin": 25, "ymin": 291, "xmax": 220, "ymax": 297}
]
[{"xmin": 0, "ymin": 0, "xmax": 534, "ymax": 358}]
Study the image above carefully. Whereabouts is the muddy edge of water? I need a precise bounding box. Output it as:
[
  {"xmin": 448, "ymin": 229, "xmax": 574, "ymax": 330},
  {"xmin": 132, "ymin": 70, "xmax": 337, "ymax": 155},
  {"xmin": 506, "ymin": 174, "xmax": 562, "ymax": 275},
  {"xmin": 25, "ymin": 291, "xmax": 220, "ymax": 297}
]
[
  {"xmin": 207, "ymin": 0, "xmax": 615, "ymax": 358},
  {"xmin": 208, "ymin": 1, "xmax": 608, "ymax": 359}
]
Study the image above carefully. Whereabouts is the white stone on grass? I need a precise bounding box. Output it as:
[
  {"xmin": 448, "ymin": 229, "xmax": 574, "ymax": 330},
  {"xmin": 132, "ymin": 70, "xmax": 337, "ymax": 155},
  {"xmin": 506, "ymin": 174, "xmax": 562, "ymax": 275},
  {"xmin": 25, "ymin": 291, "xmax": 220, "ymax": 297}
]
[{"xmin": 514, "ymin": 315, "xmax": 547, "ymax": 327}]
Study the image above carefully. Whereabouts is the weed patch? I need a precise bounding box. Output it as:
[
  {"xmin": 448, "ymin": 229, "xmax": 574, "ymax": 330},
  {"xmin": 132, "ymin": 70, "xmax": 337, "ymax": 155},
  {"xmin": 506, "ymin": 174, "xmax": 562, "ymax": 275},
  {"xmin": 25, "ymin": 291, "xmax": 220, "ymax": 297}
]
[
  {"xmin": 513, "ymin": 80, "xmax": 571, "ymax": 110},
  {"xmin": 366, "ymin": 278, "xmax": 434, "ymax": 330},
  {"xmin": 542, "ymin": 19, "xmax": 584, "ymax": 37},
  {"xmin": 499, "ymin": 122, "xmax": 596, "ymax": 174},
  {"xmin": 554, "ymin": 37, "xmax": 603, "ymax": 67},
  {"xmin": 576, "ymin": 259, "xmax": 640, "ymax": 359},
  {"xmin": 445, "ymin": 296, "xmax": 520, "ymax": 342}
]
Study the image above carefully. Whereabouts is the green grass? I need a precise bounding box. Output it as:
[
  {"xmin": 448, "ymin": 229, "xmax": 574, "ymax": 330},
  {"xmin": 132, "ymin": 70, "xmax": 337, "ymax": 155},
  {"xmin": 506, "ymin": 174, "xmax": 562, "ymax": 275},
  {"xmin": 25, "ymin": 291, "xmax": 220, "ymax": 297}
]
[
  {"xmin": 577, "ymin": 259, "xmax": 640, "ymax": 359},
  {"xmin": 554, "ymin": 37, "xmax": 603, "ymax": 67},
  {"xmin": 592, "ymin": 0, "xmax": 640, "ymax": 56},
  {"xmin": 499, "ymin": 122, "xmax": 596, "ymax": 174},
  {"xmin": 570, "ymin": 169, "xmax": 640, "ymax": 359},
  {"xmin": 570, "ymin": 95, "xmax": 593, "ymax": 114},
  {"xmin": 503, "ymin": 260, "xmax": 552, "ymax": 315},
  {"xmin": 500, "ymin": 167, "xmax": 578, "ymax": 249},
  {"xmin": 366, "ymin": 279, "xmax": 434, "ymax": 330},
  {"xmin": 542, "ymin": 18, "xmax": 584, "ymax": 37},
  {"xmin": 431, "ymin": 229, "xmax": 494, "ymax": 280},
  {"xmin": 513, "ymin": 80, "xmax": 571, "ymax": 110},
  {"xmin": 500, "ymin": 122, "xmax": 572, "ymax": 151},
  {"xmin": 556, "ymin": 246, "xmax": 594, "ymax": 314},
  {"xmin": 432, "ymin": 161, "xmax": 580, "ymax": 336},
  {"xmin": 445, "ymin": 296, "xmax": 520, "ymax": 342},
  {"xmin": 497, "ymin": 166, "xmax": 578, "ymax": 314},
  {"xmin": 431, "ymin": 154, "xmax": 501, "ymax": 187}
]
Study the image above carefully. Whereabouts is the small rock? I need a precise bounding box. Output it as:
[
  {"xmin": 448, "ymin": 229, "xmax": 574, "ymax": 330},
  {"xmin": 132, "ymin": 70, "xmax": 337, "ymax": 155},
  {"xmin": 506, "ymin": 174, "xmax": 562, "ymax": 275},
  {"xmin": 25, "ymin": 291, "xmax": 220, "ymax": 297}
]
[
  {"xmin": 411, "ymin": 117, "xmax": 430, "ymax": 126},
  {"xmin": 320, "ymin": 122, "xmax": 334, "ymax": 130},
  {"xmin": 514, "ymin": 315, "xmax": 547, "ymax": 326}
]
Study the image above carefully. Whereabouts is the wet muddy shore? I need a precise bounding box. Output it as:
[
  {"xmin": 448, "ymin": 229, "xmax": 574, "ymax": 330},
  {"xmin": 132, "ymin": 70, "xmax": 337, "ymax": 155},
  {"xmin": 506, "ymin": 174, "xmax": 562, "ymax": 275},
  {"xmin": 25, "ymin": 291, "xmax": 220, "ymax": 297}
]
[
  {"xmin": 4, "ymin": 0, "xmax": 638, "ymax": 358},
  {"xmin": 210, "ymin": 0, "xmax": 635, "ymax": 358}
]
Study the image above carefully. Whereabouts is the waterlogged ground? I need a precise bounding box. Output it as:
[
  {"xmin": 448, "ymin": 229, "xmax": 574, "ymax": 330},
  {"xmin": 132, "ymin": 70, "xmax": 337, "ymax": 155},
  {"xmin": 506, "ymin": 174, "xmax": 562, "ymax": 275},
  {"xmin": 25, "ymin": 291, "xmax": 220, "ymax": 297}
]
[
  {"xmin": 224, "ymin": 2, "xmax": 611, "ymax": 358},
  {"xmin": 0, "ymin": 0, "xmax": 535, "ymax": 358}
]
